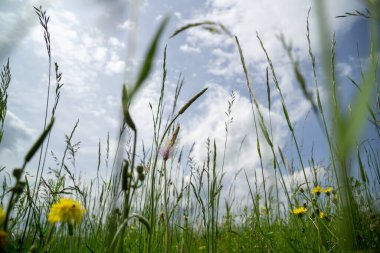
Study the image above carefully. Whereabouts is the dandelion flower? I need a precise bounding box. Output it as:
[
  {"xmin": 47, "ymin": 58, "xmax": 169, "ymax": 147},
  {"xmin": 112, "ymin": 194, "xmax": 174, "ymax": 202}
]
[
  {"xmin": 292, "ymin": 207, "xmax": 307, "ymax": 217},
  {"xmin": 319, "ymin": 211, "xmax": 326, "ymax": 219},
  {"xmin": 0, "ymin": 207, "xmax": 5, "ymax": 224},
  {"xmin": 311, "ymin": 186, "xmax": 323, "ymax": 195},
  {"xmin": 323, "ymin": 187, "xmax": 333, "ymax": 195},
  {"xmin": 261, "ymin": 207, "xmax": 268, "ymax": 216},
  {"xmin": 48, "ymin": 198, "xmax": 85, "ymax": 224}
]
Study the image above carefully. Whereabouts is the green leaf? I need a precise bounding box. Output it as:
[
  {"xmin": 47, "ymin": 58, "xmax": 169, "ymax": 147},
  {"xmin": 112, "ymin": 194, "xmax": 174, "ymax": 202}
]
[
  {"xmin": 24, "ymin": 117, "xmax": 55, "ymax": 163},
  {"xmin": 128, "ymin": 17, "xmax": 169, "ymax": 101},
  {"xmin": 122, "ymin": 85, "xmax": 136, "ymax": 131}
]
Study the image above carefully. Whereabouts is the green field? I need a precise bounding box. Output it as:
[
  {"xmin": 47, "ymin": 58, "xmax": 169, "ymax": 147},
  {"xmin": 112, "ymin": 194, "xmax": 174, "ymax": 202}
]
[{"xmin": 0, "ymin": 2, "xmax": 380, "ymax": 252}]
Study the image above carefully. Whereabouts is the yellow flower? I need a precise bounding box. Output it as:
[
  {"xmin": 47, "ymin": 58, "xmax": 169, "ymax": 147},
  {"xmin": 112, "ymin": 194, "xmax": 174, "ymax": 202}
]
[
  {"xmin": 323, "ymin": 187, "xmax": 333, "ymax": 195},
  {"xmin": 48, "ymin": 198, "xmax": 85, "ymax": 224},
  {"xmin": 319, "ymin": 211, "xmax": 326, "ymax": 219},
  {"xmin": 292, "ymin": 206, "xmax": 307, "ymax": 217},
  {"xmin": 311, "ymin": 186, "xmax": 323, "ymax": 195},
  {"xmin": 261, "ymin": 207, "xmax": 268, "ymax": 216},
  {"xmin": 0, "ymin": 207, "xmax": 5, "ymax": 224}
]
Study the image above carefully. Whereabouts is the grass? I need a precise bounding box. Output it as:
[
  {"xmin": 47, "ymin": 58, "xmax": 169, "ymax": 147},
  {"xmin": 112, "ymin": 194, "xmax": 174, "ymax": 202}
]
[{"xmin": 0, "ymin": 2, "xmax": 380, "ymax": 252}]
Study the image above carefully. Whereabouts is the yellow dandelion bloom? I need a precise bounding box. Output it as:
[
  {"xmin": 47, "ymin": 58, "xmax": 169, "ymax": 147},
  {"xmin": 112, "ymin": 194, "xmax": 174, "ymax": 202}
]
[
  {"xmin": 48, "ymin": 198, "xmax": 85, "ymax": 224},
  {"xmin": 323, "ymin": 187, "xmax": 333, "ymax": 195},
  {"xmin": 0, "ymin": 207, "xmax": 5, "ymax": 224},
  {"xmin": 292, "ymin": 206, "xmax": 307, "ymax": 217},
  {"xmin": 261, "ymin": 207, "xmax": 268, "ymax": 216},
  {"xmin": 311, "ymin": 186, "xmax": 323, "ymax": 195},
  {"xmin": 319, "ymin": 211, "xmax": 326, "ymax": 219}
]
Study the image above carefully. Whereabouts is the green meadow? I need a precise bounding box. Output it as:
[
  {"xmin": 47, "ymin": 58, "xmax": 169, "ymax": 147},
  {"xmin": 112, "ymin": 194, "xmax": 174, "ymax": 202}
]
[{"xmin": 0, "ymin": 2, "xmax": 380, "ymax": 252}]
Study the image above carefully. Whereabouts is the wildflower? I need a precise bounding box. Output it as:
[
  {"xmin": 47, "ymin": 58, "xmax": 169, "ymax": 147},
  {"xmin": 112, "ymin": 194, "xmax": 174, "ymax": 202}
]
[
  {"xmin": 312, "ymin": 186, "xmax": 323, "ymax": 196},
  {"xmin": 161, "ymin": 125, "xmax": 180, "ymax": 161},
  {"xmin": 261, "ymin": 207, "xmax": 268, "ymax": 216},
  {"xmin": 0, "ymin": 207, "xmax": 5, "ymax": 224},
  {"xmin": 161, "ymin": 142, "xmax": 171, "ymax": 161},
  {"xmin": 319, "ymin": 211, "xmax": 326, "ymax": 219},
  {"xmin": 48, "ymin": 198, "xmax": 85, "ymax": 224},
  {"xmin": 292, "ymin": 206, "xmax": 307, "ymax": 217},
  {"xmin": 323, "ymin": 187, "xmax": 333, "ymax": 196}
]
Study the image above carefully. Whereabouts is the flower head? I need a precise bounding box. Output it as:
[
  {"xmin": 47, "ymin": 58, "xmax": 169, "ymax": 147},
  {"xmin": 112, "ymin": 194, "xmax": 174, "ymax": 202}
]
[
  {"xmin": 260, "ymin": 207, "xmax": 268, "ymax": 216},
  {"xmin": 48, "ymin": 198, "xmax": 85, "ymax": 224},
  {"xmin": 292, "ymin": 206, "xmax": 307, "ymax": 217},
  {"xmin": 323, "ymin": 187, "xmax": 333, "ymax": 195},
  {"xmin": 312, "ymin": 186, "xmax": 323, "ymax": 196},
  {"xmin": 161, "ymin": 125, "xmax": 180, "ymax": 161},
  {"xmin": 0, "ymin": 207, "xmax": 5, "ymax": 224},
  {"xmin": 319, "ymin": 211, "xmax": 326, "ymax": 219}
]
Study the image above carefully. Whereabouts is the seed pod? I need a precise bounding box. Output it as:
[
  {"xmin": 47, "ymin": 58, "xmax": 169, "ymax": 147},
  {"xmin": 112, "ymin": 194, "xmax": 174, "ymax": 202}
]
[
  {"xmin": 136, "ymin": 165, "xmax": 144, "ymax": 174},
  {"xmin": 138, "ymin": 173, "xmax": 145, "ymax": 181},
  {"xmin": 12, "ymin": 182, "xmax": 26, "ymax": 194},
  {"xmin": 12, "ymin": 168, "xmax": 22, "ymax": 180}
]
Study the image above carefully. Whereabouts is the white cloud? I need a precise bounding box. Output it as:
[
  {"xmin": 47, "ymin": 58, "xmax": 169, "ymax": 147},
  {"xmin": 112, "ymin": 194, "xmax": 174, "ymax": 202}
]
[
  {"xmin": 178, "ymin": 82, "xmax": 297, "ymax": 203},
  {"xmin": 105, "ymin": 60, "xmax": 126, "ymax": 75},
  {"xmin": 207, "ymin": 47, "xmax": 238, "ymax": 77},
  {"xmin": 108, "ymin": 37, "xmax": 126, "ymax": 48},
  {"xmin": 93, "ymin": 46, "xmax": 108, "ymax": 62},
  {"xmin": 174, "ymin": 12, "xmax": 182, "ymax": 20},
  {"xmin": 337, "ymin": 62, "xmax": 353, "ymax": 77},
  {"xmin": 0, "ymin": 111, "xmax": 37, "ymax": 167},
  {"xmin": 28, "ymin": 9, "xmax": 109, "ymax": 96},
  {"xmin": 179, "ymin": 44, "xmax": 201, "ymax": 54},
  {"xmin": 182, "ymin": 0, "xmax": 363, "ymax": 77},
  {"xmin": 117, "ymin": 19, "xmax": 135, "ymax": 30},
  {"xmin": 0, "ymin": 0, "xmax": 52, "ymax": 59}
]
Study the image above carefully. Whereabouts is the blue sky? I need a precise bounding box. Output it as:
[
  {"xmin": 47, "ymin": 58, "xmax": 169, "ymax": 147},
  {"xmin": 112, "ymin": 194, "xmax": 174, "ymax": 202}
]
[{"xmin": 0, "ymin": 0, "xmax": 376, "ymax": 202}]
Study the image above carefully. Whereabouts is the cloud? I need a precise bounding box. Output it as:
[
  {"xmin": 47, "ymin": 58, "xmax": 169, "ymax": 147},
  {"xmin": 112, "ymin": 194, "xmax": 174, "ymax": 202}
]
[
  {"xmin": 179, "ymin": 44, "xmax": 201, "ymax": 54},
  {"xmin": 28, "ymin": 6, "xmax": 128, "ymax": 99},
  {"xmin": 28, "ymin": 9, "xmax": 106, "ymax": 96},
  {"xmin": 0, "ymin": 0, "xmax": 52, "ymax": 60},
  {"xmin": 108, "ymin": 37, "xmax": 126, "ymax": 49},
  {"xmin": 117, "ymin": 20, "xmax": 135, "ymax": 30},
  {"xmin": 105, "ymin": 54, "xmax": 126, "ymax": 75},
  {"xmin": 180, "ymin": 0, "xmax": 364, "ymax": 85},
  {"xmin": 178, "ymin": 82, "xmax": 298, "ymax": 203},
  {"xmin": 0, "ymin": 111, "xmax": 36, "ymax": 167}
]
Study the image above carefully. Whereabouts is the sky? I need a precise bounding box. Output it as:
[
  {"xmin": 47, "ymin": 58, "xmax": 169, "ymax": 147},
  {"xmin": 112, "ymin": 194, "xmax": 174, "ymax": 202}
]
[{"xmin": 0, "ymin": 0, "xmax": 376, "ymax": 206}]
